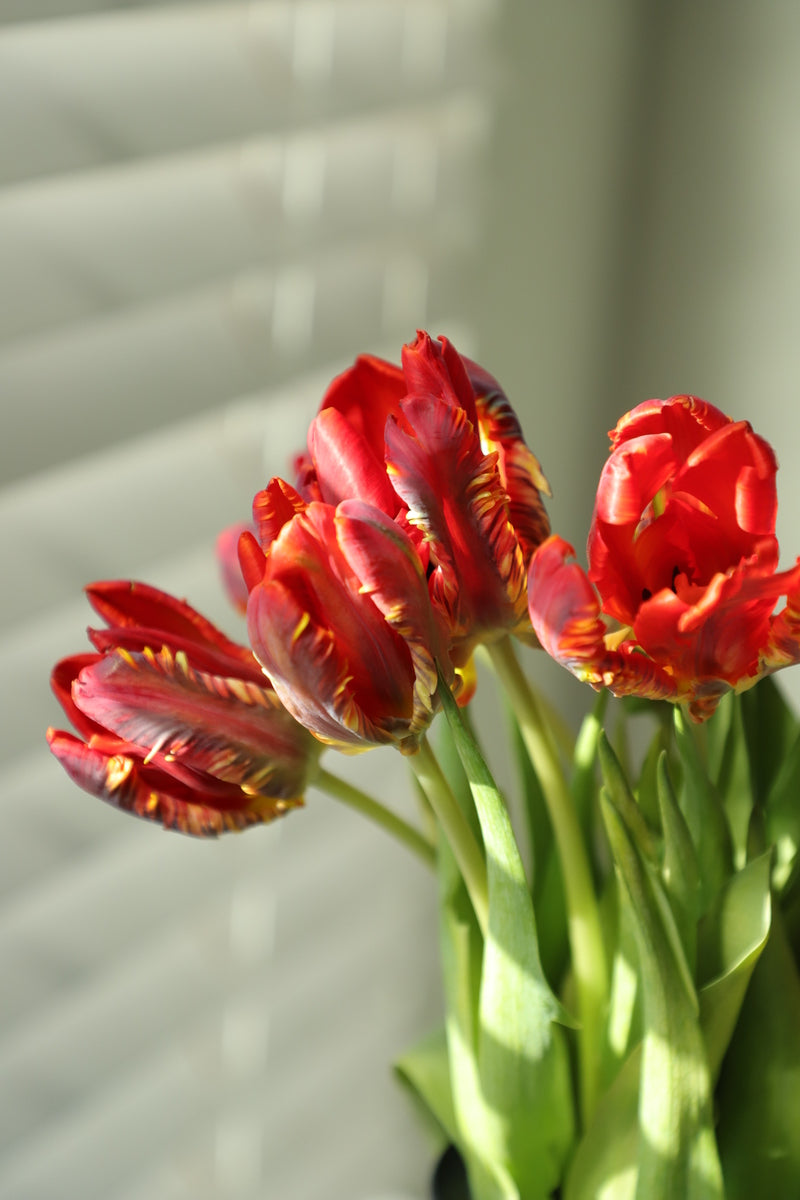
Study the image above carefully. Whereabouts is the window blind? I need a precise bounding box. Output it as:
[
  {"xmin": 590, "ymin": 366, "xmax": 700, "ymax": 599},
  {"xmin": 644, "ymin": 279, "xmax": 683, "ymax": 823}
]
[{"xmin": 0, "ymin": 3, "xmax": 498, "ymax": 1197}]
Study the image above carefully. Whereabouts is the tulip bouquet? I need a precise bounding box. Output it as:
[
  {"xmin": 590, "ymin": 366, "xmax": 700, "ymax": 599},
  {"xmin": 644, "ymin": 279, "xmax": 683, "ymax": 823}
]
[{"xmin": 48, "ymin": 332, "xmax": 800, "ymax": 1199}]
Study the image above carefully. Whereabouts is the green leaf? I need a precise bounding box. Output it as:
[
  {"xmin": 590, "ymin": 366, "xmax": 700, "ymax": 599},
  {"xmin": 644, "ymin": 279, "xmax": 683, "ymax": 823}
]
[
  {"xmin": 696, "ymin": 852, "xmax": 772, "ymax": 1081},
  {"xmin": 439, "ymin": 680, "xmax": 575, "ymax": 1200},
  {"xmin": 763, "ymin": 725, "xmax": 800, "ymax": 895},
  {"xmin": 508, "ymin": 707, "xmax": 569, "ymax": 992},
  {"xmin": 716, "ymin": 907, "xmax": 800, "ymax": 1198},
  {"xmin": 674, "ymin": 708, "xmax": 733, "ymax": 911},
  {"xmin": 739, "ymin": 674, "xmax": 799, "ymax": 808},
  {"xmin": 598, "ymin": 733, "xmax": 659, "ymax": 864},
  {"xmin": 710, "ymin": 696, "xmax": 753, "ymax": 866},
  {"xmin": 599, "ymin": 889, "xmax": 642, "ymax": 1090},
  {"xmin": 657, "ymin": 752, "xmax": 701, "ymax": 969},
  {"xmin": 394, "ymin": 1025, "xmax": 457, "ymax": 1147},
  {"xmin": 564, "ymin": 1045, "xmax": 641, "ymax": 1200},
  {"xmin": 599, "ymin": 789, "xmax": 724, "ymax": 1200},
  {"xmin": 635, "ymin": 720, "xmax": 668, "ymax": 832},
  {"xmin": 564, "ymin": 854, "xmax": 771, "ymax": 1200}
]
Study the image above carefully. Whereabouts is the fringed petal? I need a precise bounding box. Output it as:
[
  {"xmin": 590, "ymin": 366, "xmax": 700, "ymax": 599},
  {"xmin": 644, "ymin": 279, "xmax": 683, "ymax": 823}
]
[
  {"xmin": 387, "ymin": 393, "xmax": 528, "ymax": 645},
  {"xmin": 247, "ymin": 576, "xmax": 392, "ymax": 749},
  {"xmin": 72, "ymin": 648, "xmax": 315, "ymax": 798},
  {"xmin": 252, "ymin": 478, "xmax": 307, "ymax": 551},
  {"xmin": 473, "ymin": 385, "xmax": 551, "ymax": 562},
  {"xmin": 528, "ymin": 536, "xmax": 680, "ymax": 703},
  {"xmin": 46, "ymin": 728, "xmax": 300, "ymax": 837},
  {"xmin": 335, "ymin": 500, "xmax": 450, "ymax": 748},
  {"xmin": 86, "ymin": 580, "xmax": 261, "ymax": 680},
  {"xmin": 610, "ymin": 396, "xmax": 730, "ymax": 456},
  {"xmin": 400, "ymin": 331, "xmax": 478, "ymax": 426},
  {"xmin": 528, "ymin": 536, "xmax": 610, "ymax": 681}
]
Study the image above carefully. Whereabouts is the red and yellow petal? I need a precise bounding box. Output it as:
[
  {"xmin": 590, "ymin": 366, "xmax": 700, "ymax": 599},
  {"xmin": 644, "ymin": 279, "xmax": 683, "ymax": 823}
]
[
  {"xmin": 610, "ymin": 396, "xmax": 730, "ymax": 456},
  {"xmin": 401, "ymin": 331, "xmax": 479, "ymax": 427},
  {"xmin": 86, "ymin": 581, "xmax": 263, "ymax": 682},
  {"xmin": 71, "ymin": 647, "xmax": 315, "ymax": 798},
  {"xmin": 386, "ymin": 393, "xmax": 528, "ymax": 643},
  {"xmin": 528, "ymin": 536, "xmax": 610, "ymax": 680},
  {"xmin": 528, "ymin": 535, "xmax": 679, "ymax": 703},
  {"xmin": 46, "ymin": 728, "xmax": 299, "ymax": 837},
  {"xmin": 252, "ymin": 478, "xmax": 307, "ymax": 552},
  {"xmin": 335, "ymin": 500, "xmax": 449, "ymax": 743},
  {"xmin": 473, "ymin": 385, "xmax": 551, "ymax": 562}
]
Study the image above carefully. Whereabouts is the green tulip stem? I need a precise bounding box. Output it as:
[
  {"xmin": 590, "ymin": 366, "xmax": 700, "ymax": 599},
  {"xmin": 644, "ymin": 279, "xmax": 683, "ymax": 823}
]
[
  {"xmin": 411, "ymin": 737, "xmax": 490, "ymax": 938},
  {"xmin": 488, "ymin": 635, "xmax": 608, "ymax": 1127},
  {"xmin": 316, "ymin": 767, "xmax": 436, "ymax": 869}
]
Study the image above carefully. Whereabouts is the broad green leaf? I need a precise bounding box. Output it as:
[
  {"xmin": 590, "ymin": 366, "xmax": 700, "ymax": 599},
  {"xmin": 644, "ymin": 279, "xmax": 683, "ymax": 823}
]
[
  {"xmin": 763, "ymin": 725, "xmax": 800, "ymax": 894},
  {"xmin": 600, "ymin": 790, "xmax": 724, "ymax": 1200},
  {"xmin": 704, "ymin": 690, "xmax": 735, "ymax": 787},
  {"xmin": 635, "ymin": 720, "xmax": 668, "ymax": 831},
  {"xmin": 564, "ymin": 1045, "xmax": 641, "ymax": 1200},
  {"xmin": 438, "ymin": 824, "xmax": 510, "ymax": 1200},
  {"xmin": 600, "ymin": 889, "xmax": 642, "ymax": 1090},
  {"xmin": 598, "ymin": 733, "xmax": 659, "ymax": 864},
  {"xmin": 571, "ymin": 691, "xmax": 607, "ymax": 842},
  {"xmin": 439, "ymin": 681, "xmax": 575, "ymax": 1200},
  {"xmin": 709, "ymin": 696, "xmax": 752, "ymax": 866},
  {"xmin": 697, "ymin": 851, "xmax": 772, "ymax": 1081},
  {"xmin": 394, "ymin": 1025, "xmax": 457, "ymax": 1147},
  {"xmin": 657, "ymin": 752, "xmax": 701, "ymax": 969},
  {"xmin": 674, "ymin": 708, "xmax": 733, "ymax": 911},
  {"xmin": 507, "ymin": 708, "xmax": 569, "ymax": 991},
  {"xmin": 716, "ymin": 907, "xmax": 800, "ymax": 1198},
  {"xmin": 739, "ymin": 673, "xmax": 799, "ymax": 807}
]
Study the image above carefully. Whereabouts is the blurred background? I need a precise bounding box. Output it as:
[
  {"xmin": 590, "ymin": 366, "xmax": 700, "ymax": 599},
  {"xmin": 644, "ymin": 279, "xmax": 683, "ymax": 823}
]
[{"xmin": 3, "ymin": 3, "xmax": 800, "ymax": 1198}]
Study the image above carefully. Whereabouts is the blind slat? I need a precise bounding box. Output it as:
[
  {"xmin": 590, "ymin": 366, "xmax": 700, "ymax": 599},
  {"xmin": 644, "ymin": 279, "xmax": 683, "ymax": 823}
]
[
  {"xmin": 0, "ymin": 0, "xmax": 490, "ymax": 186},
  {"xmin": 0, "ymin": 96, "xmax": 486, "ymax": 345}
]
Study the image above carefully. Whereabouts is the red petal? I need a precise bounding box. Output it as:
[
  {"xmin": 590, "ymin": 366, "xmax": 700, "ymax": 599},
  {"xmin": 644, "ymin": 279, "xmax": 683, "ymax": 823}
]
[
  {"xmin": 634, "ymin": 544, "xmax": 793, "ymax": 688},
  {"xmin": 593, "ymin": 433, "xmax": 678, "ymax": 526},
  {"xmin": 86, "ymin": 581, "xmax": 259, "ymax": 679},
  {"xmin": 72, "ymin": 648, "xmax": 314, "ymax": 798},
  {"xmin": 319, "ymin": 353, "xmax": 407, "ymax": 454},
  {"xmin": 216, "ymin": 523, "xmax": 251, "ymax": 614},
  {"xmin": 247, "ymin": 502, "xmax": 418, "ymax": 748},
  {"xmin": 47, "ymin": 728, "xmax": 300, "ymax": 837},
  {"xmin": 335, "ymin": 500, "xmax": 448, "ymax": 741},
  {"xmin": 252, "ymin": 478, "xmax": 307, "ymax": 551},
  {"xmin": 248, "ymin": 577, "xmax": 388, "ymax": 748},
  {"xmin": 238, "ymin": 530, "xmax": 268, "ymax": 594},
  {"xmin": 610, "ymin": 396, "xmax": 730, "ymax": 456},
  {"xmin": 528, "ymin": 536, "xmax": 609, "ymax": 675},
  {"xmin": 386, "ymin": 394, "xmax": 527, "ymax": 643},
  {"xmin": 308, "ymin": 408, "xmax": 399, "ymax": 514},
  {"xmin": 528, "ymin": 536, "xmax": 679, "ymax": 703},
  {"xmin": 51, "ymin": 653, "xmax": 105, "ymax": 739},
  {"xmin": 473, "ymin": 387, "xmax": 551, "ymax": 561},
  {"xmin": 401, "ymin": 331, "xmax": 478, "ymax": 427}
]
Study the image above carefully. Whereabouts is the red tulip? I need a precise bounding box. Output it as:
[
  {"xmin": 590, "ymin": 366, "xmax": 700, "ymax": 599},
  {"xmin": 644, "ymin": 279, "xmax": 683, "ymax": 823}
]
[
  {"xmin": 528, "ymin": 396, "xmax": 800, "ymax": 719},
  {"xmin": 293, "ymin": 331, "xmax": 551, "ymax": 659},
  {"xmin": 244, "ymin": 491, "xmax": 452, "ymax": 753},
  {"xmin": 47, "ymin": 581, "xmax": 318, "ymax": 835}
]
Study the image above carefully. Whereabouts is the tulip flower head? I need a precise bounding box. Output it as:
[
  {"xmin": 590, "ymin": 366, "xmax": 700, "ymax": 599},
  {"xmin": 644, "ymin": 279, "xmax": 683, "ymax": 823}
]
[
  {"xmin": 293, "ymin": 331, "xmax": 551, "ymax": 662},
  {"xmin": 529, "ymin": 395, "xmax": 800, "ymax": 719},
  {"xmin": 47, "ymin": 582, "xmax": 318, "ymax": 835},
  {"xmin": 242, "ymin": 487, "xmax": 453, "ymax": 754}
]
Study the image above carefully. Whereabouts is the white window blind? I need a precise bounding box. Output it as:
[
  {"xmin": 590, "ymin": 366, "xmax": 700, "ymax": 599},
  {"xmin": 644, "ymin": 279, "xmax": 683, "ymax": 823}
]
[{"xmin": 0, "ymin": 4, "xmax": 498, "ymax": 1198}]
